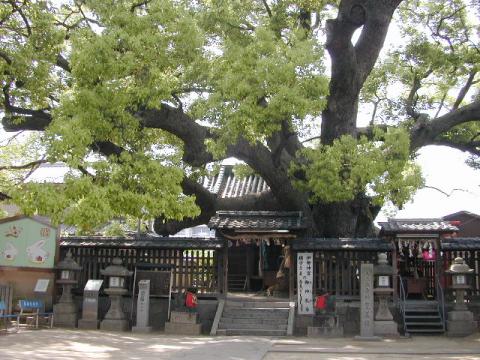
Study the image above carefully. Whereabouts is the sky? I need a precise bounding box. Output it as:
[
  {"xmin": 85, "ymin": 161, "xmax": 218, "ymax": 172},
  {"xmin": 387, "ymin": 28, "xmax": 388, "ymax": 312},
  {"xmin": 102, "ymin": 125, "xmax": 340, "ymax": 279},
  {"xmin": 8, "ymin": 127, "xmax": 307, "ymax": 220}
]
[{"xmin": 376, "ymin": 145, "xmax": 480, "ymax": 221}]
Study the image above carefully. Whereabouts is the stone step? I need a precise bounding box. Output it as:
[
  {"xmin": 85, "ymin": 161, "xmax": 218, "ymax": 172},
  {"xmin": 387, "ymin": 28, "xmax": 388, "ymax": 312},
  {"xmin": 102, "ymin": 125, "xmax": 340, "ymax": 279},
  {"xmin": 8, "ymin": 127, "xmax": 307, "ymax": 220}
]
[
  {"xmin": 216, "ymin": 328, "xmax": 287, "ymax": 336},
  {"xmin": 220, "ymin": 317, "xmax": 288, "ymax": 326},
  {"xmin": 218, "ymin": 322, "xmax": 287, "ymax": 331},
  {"xmin": 225, "ymin": 300, "xmax": 290, "ymax": 309},
  {"xmin": 405, "ymin": 322, "xmax": 443, "ymax": 326},
  {"xmin": 405, "ymin": 314, "xmax": 441, "ymax": 319},
  {"xmin": 222, "ymin": 309, "xmax": 289, "ymax": 319},
  {"xmin": 404, "ymin": 309, "xmax": 439, "ymax": 314},
  {"xmin": 406, "ymin": 328, "xmax": 445, "ymax": 333}
]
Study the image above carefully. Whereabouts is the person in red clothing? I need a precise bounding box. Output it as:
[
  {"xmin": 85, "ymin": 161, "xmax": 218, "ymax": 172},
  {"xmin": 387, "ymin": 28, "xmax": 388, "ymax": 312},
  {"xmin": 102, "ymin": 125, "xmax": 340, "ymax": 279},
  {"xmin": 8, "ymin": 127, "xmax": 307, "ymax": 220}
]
[
  {"xmin": 185, "ymin": 287, "xmax": 198, "ymax": 312},
  {"xmin": 315, "ymin": 289, "xmax": 329, "ymax": 314}
]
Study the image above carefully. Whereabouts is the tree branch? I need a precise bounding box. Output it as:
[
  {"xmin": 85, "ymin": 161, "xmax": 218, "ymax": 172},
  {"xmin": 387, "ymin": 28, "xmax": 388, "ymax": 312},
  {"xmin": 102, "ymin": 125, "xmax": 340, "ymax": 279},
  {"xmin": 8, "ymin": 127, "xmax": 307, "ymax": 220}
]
[
  {"xmin": 452, "ymin": 70, "xmax": 477, "ymax": 110},
  {"xmin": 56, "ymin": 54, "xmax": 71, "ymax": 73},
  {"xmin": 410, "ymin": 100, "xmax": 480, "ymax": 151},
  {"xmin": 261, "ymin": 0, "xmax": 272, "ymax": 18},
  {"xmin": 355, "ymin": 0, "xmax": 403, "ymax": 83},
  {"xmin": 8, "ymin": 0, "xmax": 31, "ymax": 36},
  {"xmin": 135, "ymin": 104, "xmax": 214, "ymax": 167},
  {"xmin": 0, "ymin": 159, "xmax": 47, "ymax": 171}
]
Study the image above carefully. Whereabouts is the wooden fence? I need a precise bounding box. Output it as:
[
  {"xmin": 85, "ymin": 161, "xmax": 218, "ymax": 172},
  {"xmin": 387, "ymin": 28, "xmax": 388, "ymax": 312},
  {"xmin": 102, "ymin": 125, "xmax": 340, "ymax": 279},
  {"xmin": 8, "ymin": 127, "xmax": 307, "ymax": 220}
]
[
  {"xmin": 0, "ymin": 283, "xmax": 14, "ymax": 313},
  {"xmin": 60, "ymin": 237, "xmax": 222, "ymax": 295},
  {"xmin": 312, "ymin": 250, "xmax": 379, "ymax": 298}
]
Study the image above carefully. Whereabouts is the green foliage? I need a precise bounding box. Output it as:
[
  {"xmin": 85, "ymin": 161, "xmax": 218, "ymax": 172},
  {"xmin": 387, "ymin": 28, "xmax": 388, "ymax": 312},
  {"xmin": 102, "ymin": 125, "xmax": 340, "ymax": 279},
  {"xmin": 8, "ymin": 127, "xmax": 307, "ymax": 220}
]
[
  {"xmin": 233, "ymin": 163, "xmax": 256, "ymax": 179},
  {"xmin": 0, "ymin": 0, "xmax": 479, "ymax": 232},
  {"xmin": 103, "ymin": 220, "xmax": 127, "ymax": 237},
  {"xmin": 292, "ymin": 128, "xmax": 424, "ymax": 207}
]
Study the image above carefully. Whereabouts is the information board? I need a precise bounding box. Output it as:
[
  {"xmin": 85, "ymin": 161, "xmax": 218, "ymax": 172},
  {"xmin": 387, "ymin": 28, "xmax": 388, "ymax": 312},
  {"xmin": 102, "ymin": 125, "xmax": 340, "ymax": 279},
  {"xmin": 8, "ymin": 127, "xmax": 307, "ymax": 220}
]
[
  {"xmin": 34, "ymin": 279, "xmax": 50, "ymax": 293},
  {"xmin": 297, "ymin": 252, "xmax": 314, "ymax": 315}
]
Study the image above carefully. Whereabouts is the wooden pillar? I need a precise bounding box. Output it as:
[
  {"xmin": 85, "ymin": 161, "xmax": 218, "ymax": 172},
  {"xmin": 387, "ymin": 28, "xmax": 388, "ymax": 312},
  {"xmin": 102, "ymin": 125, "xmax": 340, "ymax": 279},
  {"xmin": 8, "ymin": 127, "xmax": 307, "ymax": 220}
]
[
  {"xmin": 289, "ymin": 248, "xmax": 296, "ymax": 301},
  {"xmin": 391, "ymin": 239, "xmax": 398, "ymax": 303},
  {"xmin": 246, "ymin": 244, "xmax": 253, "ymax": 291},
  {"xmin": 222, "ymin": 239, "xmax": 229, "ymax": 297},
  {"xmin": 435, "ymin": 236, "xmax": 442, "ymax": 297}
]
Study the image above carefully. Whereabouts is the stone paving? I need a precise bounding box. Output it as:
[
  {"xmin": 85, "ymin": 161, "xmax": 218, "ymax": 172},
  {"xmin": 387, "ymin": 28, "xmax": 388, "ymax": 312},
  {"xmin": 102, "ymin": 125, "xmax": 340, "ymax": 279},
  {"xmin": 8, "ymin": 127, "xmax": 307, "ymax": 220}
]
[{"xmin": 1, "ymin": 328, "xmax": 480, "ymax": 360}]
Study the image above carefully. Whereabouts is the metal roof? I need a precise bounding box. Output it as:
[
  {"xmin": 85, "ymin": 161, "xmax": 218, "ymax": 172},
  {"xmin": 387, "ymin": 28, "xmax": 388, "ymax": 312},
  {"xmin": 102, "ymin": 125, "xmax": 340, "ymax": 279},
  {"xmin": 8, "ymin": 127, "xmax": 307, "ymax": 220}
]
[
  {"xmin": 59, "ymin": 235, "xmax": 224, "ymax": 249},
  {"xmin": 292, "ymin": 238, "xmax": 393, "ymax": 251},
  {"xmin": 379, "ymin": 218, "xmax": 458, "ymax": 234},
  {"xmin": 208, "ymin": 211, "xmax": 305, "ymax": 231}
]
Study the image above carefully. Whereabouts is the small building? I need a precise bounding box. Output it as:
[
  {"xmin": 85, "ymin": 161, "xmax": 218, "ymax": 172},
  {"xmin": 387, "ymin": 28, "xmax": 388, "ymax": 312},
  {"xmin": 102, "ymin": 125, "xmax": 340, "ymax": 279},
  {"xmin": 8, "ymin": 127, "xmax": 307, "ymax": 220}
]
[
  {"xmin": 0, "ymin": 215, "xmax": 58, "ymax": 309},
  {"xmin": 443, "ymin": 211, "xmax": 480, "ymax": 237}
]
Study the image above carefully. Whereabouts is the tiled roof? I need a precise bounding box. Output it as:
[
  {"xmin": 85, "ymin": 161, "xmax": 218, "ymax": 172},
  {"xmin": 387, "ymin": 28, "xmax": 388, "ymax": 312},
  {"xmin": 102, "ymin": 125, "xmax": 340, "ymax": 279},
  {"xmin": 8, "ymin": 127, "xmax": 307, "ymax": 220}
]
[
  {"xmin": 60, "ymin": 235, "xmax": 223, "ymax": 249},
  {"xmin": 440, "ymin": 237, "xmax": 480, "ymax": 250},
  {"xmin": 201, "ymin": 166, "xmax": 269, "ymax": 198},
  {"xmin": 292, "ymin": 238, "xmax": 393, "ymax": 251},
  {"xmin": 208, "ymin": 211, "xmax": 305, "ymax": 231},
  {"xmin": 443, "ymin": 211, "xmax": 480, "ymax": 221},
  {"xmin": 379, "ymin": 218, "xmax": 459, "ymax": 234}
]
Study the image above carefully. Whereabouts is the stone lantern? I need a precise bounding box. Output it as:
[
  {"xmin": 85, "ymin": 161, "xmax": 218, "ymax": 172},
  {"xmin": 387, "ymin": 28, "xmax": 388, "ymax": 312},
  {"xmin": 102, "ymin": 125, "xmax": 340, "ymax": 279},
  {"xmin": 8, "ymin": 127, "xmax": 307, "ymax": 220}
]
[
  {"xmin": 53, "ymin": 251, "xmax": 82, "ymax": 327},
  {"xmin": 100, "ymin": 257, "xmax": 133, "ymax": 331},
  {"xmin": 445, "ymin": 257, "xmax": 476, "ymax": 337},
  {"xmin": 373, "ymin": 253, "xmax": 398, "ymax": 336}
]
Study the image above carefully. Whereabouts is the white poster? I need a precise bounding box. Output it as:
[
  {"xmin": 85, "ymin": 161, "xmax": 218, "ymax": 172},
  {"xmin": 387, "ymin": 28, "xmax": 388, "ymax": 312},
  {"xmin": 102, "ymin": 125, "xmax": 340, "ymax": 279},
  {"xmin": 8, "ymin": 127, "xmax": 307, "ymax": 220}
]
[{"xmin": 297, "ymin": 252, "xmax": 314, "ymax": 315}]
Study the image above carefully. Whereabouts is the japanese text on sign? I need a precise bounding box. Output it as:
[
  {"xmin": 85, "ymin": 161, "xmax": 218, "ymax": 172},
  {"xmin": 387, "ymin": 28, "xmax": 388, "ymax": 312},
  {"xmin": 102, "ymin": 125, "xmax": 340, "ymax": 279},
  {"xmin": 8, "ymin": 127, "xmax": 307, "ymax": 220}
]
[{"xmin": 297, "ymin": 252, "xmax": 314, "ymax": 315}]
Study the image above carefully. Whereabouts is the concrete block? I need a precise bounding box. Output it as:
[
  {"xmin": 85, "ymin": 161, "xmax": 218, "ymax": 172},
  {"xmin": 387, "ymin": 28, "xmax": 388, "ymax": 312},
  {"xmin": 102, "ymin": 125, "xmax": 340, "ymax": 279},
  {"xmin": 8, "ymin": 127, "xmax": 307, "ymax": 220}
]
[
  {"xmin": 170, "ymin": 311, "xmax": 198, "ymax": 324},
  {"xmin": 164, "ymin": 322, "xmax": 202, "ymax": 335}
]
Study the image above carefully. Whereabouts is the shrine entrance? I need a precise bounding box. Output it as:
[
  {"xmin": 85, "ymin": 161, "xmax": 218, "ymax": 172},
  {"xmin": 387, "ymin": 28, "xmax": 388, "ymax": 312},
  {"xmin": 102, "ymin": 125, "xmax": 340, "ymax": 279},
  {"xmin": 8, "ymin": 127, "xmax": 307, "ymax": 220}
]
[
  {"xmin": 227, "ymin": 239, "xmax": 290, "ymax": 294},
  {"xmin": 208, "ymin": 211, "xmax": 306, "ymax": 297},
  {"xmin": 396, "ymin": 238, "xmax": 439, "ymax": 300}
]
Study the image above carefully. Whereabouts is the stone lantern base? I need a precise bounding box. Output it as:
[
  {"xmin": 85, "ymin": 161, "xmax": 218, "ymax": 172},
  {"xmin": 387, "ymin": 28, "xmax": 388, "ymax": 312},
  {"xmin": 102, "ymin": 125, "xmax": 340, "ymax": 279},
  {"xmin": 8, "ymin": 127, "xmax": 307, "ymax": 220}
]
[
  {"xmin": 374, "ymin": 320, "xmax": 399, "ymax": 337},
  {"xmin": 447, "ymin": 310, "xmax": 476, "ymax": 337},
  {"xmin": 53, "ymin": 302, "xmax": 78, "ymax": 328},
  {"xmin": 100, "ymin": 318, "xmax": 130, "ymax": 332}
]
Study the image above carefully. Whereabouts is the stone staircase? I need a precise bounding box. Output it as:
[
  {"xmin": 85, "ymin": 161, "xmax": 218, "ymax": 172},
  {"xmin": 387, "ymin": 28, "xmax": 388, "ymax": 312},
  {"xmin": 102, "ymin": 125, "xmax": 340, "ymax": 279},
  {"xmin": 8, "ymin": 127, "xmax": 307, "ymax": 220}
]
[
  {"xmin": 216, "ymin": 298, "xmax": 291, "ymax": 336},
  {"xmin": 404, "ymin": 300, "xmax": 445, "ymax": 335}
]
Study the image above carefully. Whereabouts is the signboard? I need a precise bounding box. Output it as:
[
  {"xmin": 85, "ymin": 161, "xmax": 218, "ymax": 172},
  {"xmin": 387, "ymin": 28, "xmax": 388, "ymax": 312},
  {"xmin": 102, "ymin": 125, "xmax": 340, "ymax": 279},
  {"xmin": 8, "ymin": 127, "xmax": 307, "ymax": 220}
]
[
  {"xmin": 85, "ymin": 280, "xmax": 103, "ymax": 292},
  {"xmin": 297, "ymin": 252, "xmax": 314, "ymax": 315},
  {"xmin": 378, "ymin": 275, "xmax": 390, "ymax": 287},
  {"xmin": 0, "ymin": 217, "xmax": 56, "ymax": 269},
  {"xmin": 34, "ymin": 279, "xmax": 50, "ymax": 293}
]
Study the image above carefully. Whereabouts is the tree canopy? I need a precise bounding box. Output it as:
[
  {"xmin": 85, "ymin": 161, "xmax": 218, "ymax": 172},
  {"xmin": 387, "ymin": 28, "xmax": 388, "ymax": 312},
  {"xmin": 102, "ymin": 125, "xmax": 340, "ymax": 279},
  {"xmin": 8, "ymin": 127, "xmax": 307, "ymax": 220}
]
[{"xmin": 0, "ymin": 0, "xmax": 479, "ymax": 236}]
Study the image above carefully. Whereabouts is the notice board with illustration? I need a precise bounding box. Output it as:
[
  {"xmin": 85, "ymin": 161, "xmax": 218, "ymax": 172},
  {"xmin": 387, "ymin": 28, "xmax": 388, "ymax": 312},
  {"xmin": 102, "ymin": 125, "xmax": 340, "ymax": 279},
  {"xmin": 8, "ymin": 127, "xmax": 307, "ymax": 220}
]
[{"xmin": 0, "ymin": 216, "xmax": 57, "ymax": 269}]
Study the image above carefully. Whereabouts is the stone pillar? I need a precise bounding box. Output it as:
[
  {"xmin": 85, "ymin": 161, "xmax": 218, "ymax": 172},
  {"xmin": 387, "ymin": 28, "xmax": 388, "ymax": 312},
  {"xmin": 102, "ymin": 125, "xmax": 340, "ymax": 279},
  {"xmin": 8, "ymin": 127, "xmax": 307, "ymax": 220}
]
[
  {"xmin": 355, "ymin": 263, "xmax": 380, "ymax": 341},
  {"xmin": 132, "ymin": 280, "xmax": 152, "ymax": 333},
  {"xmin": 78, "ymin": 280, "xmax": 103, "ymax": 329}
]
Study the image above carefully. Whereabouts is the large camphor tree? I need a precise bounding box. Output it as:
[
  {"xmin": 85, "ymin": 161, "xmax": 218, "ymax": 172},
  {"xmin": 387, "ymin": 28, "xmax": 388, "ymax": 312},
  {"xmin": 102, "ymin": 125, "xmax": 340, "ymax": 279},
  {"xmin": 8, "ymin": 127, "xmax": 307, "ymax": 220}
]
[{"xmin": 0, "ymin": 0, "xmax": 479, "ymax": 236}]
